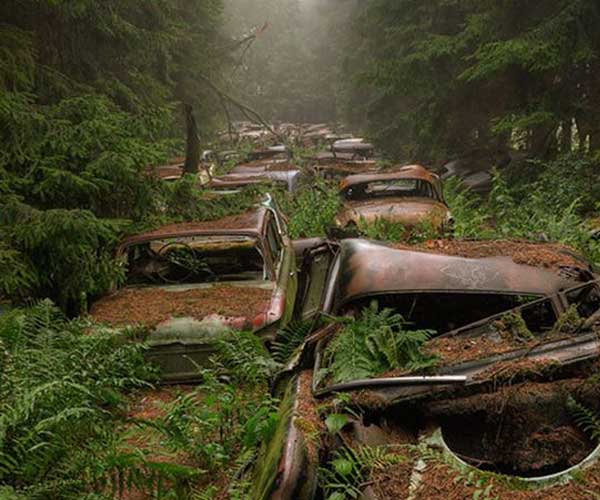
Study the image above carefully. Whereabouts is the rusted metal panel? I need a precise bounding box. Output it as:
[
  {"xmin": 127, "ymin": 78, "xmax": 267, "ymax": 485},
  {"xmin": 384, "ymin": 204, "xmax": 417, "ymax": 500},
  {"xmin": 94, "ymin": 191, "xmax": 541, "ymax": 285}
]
[
  {"xmin": 208, "ymin": 170, "xmax": 303, "ymax": 192},
  {"xmin": 118, "ymin": 208, "xmax": 268, "ymax": 249},
  {"xmin": 336, "ymin": 197, "xmax": 448, "ymax": 227},
  {"xmin": 330, "ymin": 240, "xmax": 576, "ymax": 309}
]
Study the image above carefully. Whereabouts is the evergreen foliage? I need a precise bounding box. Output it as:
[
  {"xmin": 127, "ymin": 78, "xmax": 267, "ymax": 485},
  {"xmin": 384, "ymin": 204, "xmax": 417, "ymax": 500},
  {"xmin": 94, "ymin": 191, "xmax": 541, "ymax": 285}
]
[
  {"xmin": 0, "ymin": 0, "xmax": 232, "ymax": 311},
  {"xmin": 343, "ymin": 1, "xmax": 600, "ymax": 162}
]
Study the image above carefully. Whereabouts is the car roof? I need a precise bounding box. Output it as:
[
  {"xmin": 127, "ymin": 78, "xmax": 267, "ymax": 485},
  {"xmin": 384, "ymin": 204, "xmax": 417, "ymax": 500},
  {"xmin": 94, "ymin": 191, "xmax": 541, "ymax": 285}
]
[
  {"xmin": 118, "ymin": 207, "xmax": 268, "ymax": 248},
  {"xmin": 339, "ymin": 165, "xmax": 439, "ymax": 191},
  {"xmin": 330, "ymin": 239, "xmax": 582, "ymax": 309}
]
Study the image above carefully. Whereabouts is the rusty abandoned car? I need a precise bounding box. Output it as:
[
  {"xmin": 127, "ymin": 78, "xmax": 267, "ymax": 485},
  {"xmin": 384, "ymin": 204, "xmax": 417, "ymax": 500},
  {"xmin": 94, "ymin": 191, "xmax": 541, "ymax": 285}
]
[
  {"xmin": 251, "ymin": 239, "xmax": 600, "ymax": 499},
  {"xmin": 335, "ymin": 165, "xmax": 452, "ymax": 233},
  {"xmin": 150, "ymin": 159, "xmax": 303, "ymax": 193},
  {"xmin": 90, "ymin": 198, "xmax": 298, "ymax": 381}
]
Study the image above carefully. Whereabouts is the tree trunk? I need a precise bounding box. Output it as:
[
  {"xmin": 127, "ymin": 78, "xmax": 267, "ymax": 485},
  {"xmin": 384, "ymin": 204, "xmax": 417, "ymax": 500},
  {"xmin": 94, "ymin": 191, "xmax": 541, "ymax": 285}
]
[{"xmin": 184, "ymin": 103, "xmax": 200, "ymax": 174}]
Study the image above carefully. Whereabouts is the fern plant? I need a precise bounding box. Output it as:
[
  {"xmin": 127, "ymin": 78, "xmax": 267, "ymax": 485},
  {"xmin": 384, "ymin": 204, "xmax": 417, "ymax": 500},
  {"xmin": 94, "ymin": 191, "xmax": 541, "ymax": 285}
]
[
  {"xmin": 271, "ymin": 320, "xmax": 314, "ymax": 364},
  {"xmin": 322, "ymin": 302, "xmax": 438, "ymax": 384},
  {"xmin": 0, "ymin": 301, "xmax": 156, "ymax": 498},
  {"xmin": 214, "ymin": 330, "xmax": 281, "ymax": 385},
  {"xmin": 567, "ymin": 396, "xmax": 600, "ymax": 443},
  {"xmin": 319, "ymin": 445, "xmax": 409, "ymax": 499}
]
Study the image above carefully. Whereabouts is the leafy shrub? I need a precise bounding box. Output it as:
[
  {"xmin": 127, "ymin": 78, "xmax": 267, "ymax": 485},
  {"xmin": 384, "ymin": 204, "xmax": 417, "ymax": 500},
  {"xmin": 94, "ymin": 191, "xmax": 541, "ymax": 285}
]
[
  {"xmin": 443, "ymin": 177, "xmax": 492, "ymax": 239},
  {"xmin": 442, "ymin": 163, "xmax": 600, "ymax": 265},
  {"xmin": 214, "ymin": 330, "xmax": 281, "ymax": 385},
  {"xmin": 0, "ymin": 201, "xmax": 126, "ymax": 313},
  {"xmin": 0, "ymin": 301, "xmax": 156, "ymax": 498},
  {"xmin": 358, "ymin": 217, "xmax": 408, "ymax": 242},
  {"xmin": 359, "ymin": 216, "xmax": 443, "ymax": 243},
  {"xmin": 144, "ymin": 371, "xmax": 279, "ymax": 472},
  {"xmin": 278, "ymin": 177, "xmax": 341, "ymax": 239},
  {"xmin": 322, "ymin": 302, "xmax": 438, "ymax": 384},
  {"xmin": 487, "ymin": 169, "xmax": 600, "ymax": 263}
]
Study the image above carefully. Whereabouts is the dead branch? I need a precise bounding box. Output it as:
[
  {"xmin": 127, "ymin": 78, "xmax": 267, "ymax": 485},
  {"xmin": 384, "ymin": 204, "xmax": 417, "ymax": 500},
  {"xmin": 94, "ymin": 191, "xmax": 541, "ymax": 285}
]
[{"xmin": 197, "ymin": 73, "xmax": 287, "ymax": 145}]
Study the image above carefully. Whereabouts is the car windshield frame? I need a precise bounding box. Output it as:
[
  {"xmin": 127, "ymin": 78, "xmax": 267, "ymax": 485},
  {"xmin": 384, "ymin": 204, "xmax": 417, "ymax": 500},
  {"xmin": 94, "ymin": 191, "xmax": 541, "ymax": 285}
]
[
  {"xmin": 119, "ymin": 234, "xmax": 269, "ymax": 286},
  {"xmin": 342, "ymin": 178, "xmax": 439, "ymax": 202}
]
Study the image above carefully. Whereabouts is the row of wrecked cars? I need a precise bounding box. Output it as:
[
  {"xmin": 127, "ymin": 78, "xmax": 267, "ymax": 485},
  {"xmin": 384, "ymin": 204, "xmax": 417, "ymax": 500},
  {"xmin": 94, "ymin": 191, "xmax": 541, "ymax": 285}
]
[{"xmin": 90, "ymin": 189, "xmax": 600, "ymax": 497}]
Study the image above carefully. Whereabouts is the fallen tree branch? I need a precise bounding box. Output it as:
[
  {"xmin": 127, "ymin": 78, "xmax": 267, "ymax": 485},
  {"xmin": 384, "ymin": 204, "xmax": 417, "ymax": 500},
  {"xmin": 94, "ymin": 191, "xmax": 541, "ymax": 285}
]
[{"xmin": 197, "ymin": 73, "xmax": 287, "ymax": 145}]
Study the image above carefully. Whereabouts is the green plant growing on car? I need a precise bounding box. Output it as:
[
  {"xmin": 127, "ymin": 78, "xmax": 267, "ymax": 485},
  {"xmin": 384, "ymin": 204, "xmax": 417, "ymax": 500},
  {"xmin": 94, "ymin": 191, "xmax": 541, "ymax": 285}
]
[
  {"xmin": 492, "ymin": 311, "xmax": 534, "ymax": 343},
  {"xmin": 322, "ymin": 302, "xmax": 438, "ymax": 384},
  {"xmin": 567, "ymin": 396, "xmax": 600, "ymax": 443},
  {"xmin": 552, "ymin": 304, "xmax": 582, "ymax": 335}
]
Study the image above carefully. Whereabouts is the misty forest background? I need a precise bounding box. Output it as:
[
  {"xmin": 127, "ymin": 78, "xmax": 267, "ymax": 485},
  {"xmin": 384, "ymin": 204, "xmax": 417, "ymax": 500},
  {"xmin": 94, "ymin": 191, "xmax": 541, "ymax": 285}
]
[{"xmin": 2, "ymin": 1, "xmax": 600, "ymax": 498}]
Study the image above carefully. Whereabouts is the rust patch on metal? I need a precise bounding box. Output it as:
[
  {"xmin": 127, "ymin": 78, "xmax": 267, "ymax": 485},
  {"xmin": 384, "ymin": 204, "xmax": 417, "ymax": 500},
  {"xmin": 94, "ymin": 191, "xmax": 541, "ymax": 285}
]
[{"xmin": 335, "ymin": 240, "xmax": 577, "ymax": 308}]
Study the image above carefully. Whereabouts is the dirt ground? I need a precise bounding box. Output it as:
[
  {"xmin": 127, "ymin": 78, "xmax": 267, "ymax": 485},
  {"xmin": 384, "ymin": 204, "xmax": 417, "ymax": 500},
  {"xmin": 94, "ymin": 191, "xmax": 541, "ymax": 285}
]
[
  {"xmin": 90, "ymin": 285, "xmax": 272, "ymax": 328},
  {"xmin": 414, "ymin": 459, "xmax": 600, "ymax": 500}
]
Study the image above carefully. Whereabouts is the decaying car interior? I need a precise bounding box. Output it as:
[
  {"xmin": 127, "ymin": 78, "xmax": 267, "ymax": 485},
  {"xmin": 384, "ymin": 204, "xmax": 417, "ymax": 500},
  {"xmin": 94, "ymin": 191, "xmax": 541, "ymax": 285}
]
[
  {"xmin": 90, "ymin": 199, "xmax": 298, "ymax": 381},
  {"xmin": 335, "ymin": 165, "xmax": 452, "ymax": 233},
  {"xmin": 252, "ymin": 239, "xmax": 600, "ymax": 499}
]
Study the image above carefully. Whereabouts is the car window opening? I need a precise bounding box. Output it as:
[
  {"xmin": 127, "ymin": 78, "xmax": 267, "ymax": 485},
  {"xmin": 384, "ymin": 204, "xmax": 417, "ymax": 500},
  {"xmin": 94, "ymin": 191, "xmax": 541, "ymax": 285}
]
[
  {"xmin": 342, "ymin": 293, "xmax": 540, "ymax": 334},
  {"xmin": 343, "ymin": 178, "xmax": 437, "ymax": 202},
  {"xmin": 124, "ymin": 237, "xmax": 265, "ymax": 285}
]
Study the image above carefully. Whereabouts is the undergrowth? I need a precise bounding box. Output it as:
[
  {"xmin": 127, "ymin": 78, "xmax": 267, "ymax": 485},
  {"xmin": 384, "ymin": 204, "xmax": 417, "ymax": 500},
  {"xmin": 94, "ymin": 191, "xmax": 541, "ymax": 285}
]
[
  {"xmin": 276, "ymin": 176, "xmax": 341, "ymax": 239},
  {"xmin": 443, "ymin": 170, "xmax": 600, "ymax": 264},
  {"xmin": 119, "ymin": 331, "xmax": 281, "ymax": 499},
  {"xmin": 0, "ymin": 302, "xmax": 282, "ymax": 499},
  {"xmin": 319, "ymin": 445, "xmax": 409, "ymax": 499},
  {"xmin": 358, "ymin": 216, "xmax": 442, "ymax": 243},
  {"xmin": 0, "ymin": 300, "xmax": 157, "ymax": 499}
]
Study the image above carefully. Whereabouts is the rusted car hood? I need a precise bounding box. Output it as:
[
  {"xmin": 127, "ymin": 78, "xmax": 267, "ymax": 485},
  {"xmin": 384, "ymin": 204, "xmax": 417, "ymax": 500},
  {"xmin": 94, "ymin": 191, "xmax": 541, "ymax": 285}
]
[
  {"xmin": 90, "ymin": 281, "xmax": 281, "ymax": 345},
  {"xmin": 337, "ymin": 197, "xmax": 447, "ymax": 227}
]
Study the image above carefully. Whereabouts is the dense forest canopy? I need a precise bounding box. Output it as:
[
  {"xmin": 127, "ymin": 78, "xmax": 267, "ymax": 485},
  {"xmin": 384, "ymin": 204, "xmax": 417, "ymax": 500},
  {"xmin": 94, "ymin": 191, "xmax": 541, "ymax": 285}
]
[
  {"xmin": 343, "ymin": 0, "xmax": 600, "ymax": 164},
  {"xmin": 0, "ymin": 0, "xmax": 227, "ymax": 310}
]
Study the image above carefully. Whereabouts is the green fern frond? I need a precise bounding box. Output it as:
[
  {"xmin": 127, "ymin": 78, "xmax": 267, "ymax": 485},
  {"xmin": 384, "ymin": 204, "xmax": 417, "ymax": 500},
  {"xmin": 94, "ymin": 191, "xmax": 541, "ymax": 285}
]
[
  {"xmin": 323, "ymin": 302, "xmax": 438, "ymax": 384},
  {"xmin": 271, "ymin": 320, "xmax": 314, "ymax": 364},
  {"xmin": 567, "ymin": 396, "xmax": 600, "ymax": 443}
]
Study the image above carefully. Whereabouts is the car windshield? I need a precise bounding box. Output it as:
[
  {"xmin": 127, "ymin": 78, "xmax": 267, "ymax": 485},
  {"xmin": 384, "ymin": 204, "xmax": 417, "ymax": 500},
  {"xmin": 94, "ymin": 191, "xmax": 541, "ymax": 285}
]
[
  {"xmin": 343, "ymin": 178, "xmax": 436, "ymax": 201},
  {"xmin": 123, "ymin": 235, "xmax": 265, "ymax": 286}
]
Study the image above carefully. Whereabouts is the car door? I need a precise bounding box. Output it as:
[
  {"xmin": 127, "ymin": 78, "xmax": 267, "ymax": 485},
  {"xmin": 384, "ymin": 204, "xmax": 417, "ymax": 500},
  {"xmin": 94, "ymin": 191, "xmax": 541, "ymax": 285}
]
[
  {"xmin": 294, "ymin": 241, "xmax": 339, "ymax": 321},
  {"xmin": 265, "ymin": 211, "xmax": 297, "ymax": 328}
]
